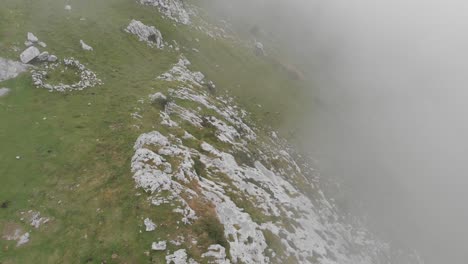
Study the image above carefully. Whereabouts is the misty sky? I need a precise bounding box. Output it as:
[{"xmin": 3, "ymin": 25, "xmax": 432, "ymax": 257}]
[{"xmin": 203, "ymin": 0, "xmax": 468, "ymax": 263}]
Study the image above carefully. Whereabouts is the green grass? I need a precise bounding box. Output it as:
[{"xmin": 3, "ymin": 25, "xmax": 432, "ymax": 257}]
[{"xmin": 0, "ymin": 0, "xmax": 312, "ymax": 263}]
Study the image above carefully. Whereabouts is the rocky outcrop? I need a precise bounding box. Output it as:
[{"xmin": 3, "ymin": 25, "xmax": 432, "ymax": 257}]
[
  {"xmin": 125, "ymin": 20, "xmax": 164, "ymax": 49},
  {"xmin": 20, "ymin": 46, "xmax": 40, "ymax": 63},
  {"xmin": 0, "ymin": 58, "xmax": 28, "ymax": 81},
  {"xmin": 139, "ymin": 0, "xmax": 191, "ymax": 25}
]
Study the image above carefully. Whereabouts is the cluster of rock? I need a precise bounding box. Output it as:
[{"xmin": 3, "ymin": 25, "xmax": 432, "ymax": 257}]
[
  {"xmin": 20, "ymin": 32, "xmax": 58, "ymax": 64},
  {"xmin": 31, "ymin": 58, "xmax": 102, "ymax": 92},
  {"xmin": 139, "ymin": 0, "xmax": 191, "ymax": 25},
  {"xmin": 125, "ymin": 20, "xmax": 164, "ymax": 49}
]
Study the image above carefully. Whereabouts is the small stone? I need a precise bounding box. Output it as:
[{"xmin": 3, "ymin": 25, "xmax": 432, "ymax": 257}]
[
  {"xmin": 24, "ymin": 41, "xmax": 34, "ymax": 47},
  {"xmin": 20, "ymin": 46, "xmax": 40, "ymax": 63},
  {"xmin": 27, "ymin": 32, "xmax": 38, "ymax": 43},
  {"xmin": 151, "ymin": 241, "xmax": 166, "ymax": 251},
  {"xmin": 64, "ymin": 5, "xmax": 72, "ymax": 11},
  {"xmin": 144, "ymin": 218, "xmax": 156, "ymax": 231},
  {"xmin": 80, "ymin": 40, "xmax": 93, "ymax": 51},
  {"xmin": 47, "ymin": 55, "xmax": 58, "ymax": 62},
  {"xmin": 16, "ymin": 232, "xmax": 29, "ymax": 247},
  {"xmin": 37, "ymin": 51, "xmax": 50, "ymax": 61},
  {"xmin": 38, "ymin": 42, "xmax": 47, "ymax": 48},
  {"xmin": 16, "ymin": 156, "xmax": 21, "ymax": 160}
]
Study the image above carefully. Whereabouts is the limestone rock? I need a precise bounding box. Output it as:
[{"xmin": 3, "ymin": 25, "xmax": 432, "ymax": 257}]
[
  {"xmin": 65, "ymin": 5, "xmax": 72, "ymax": 11},
  {"xmin": 144, "ymin": 218, "xmax": 156, "ymax": 231},
  {"xmin": 37, "ymin": 51, "xmax": 50, "ymax": 61},
  {"xmin": 139, "ymin": 0, "xmax": 191, "ymax": 25},
  {"xmin": 48, "ymin": 55, "xmax": 58, "ymax": 62},
  {"xmin": 20, "ymin": 46, "xmax": 40, "ymax": 63},
  {"xmin": 27, "ymin": 32, "xmax": 38, "ymax": 43},
  {"xmin": 151, "ymin": 241, "xmax": 167, "ymax": 251},
  {"xmin": 125, "ymin": 20, "xmax": 164, "ymax": 49}
]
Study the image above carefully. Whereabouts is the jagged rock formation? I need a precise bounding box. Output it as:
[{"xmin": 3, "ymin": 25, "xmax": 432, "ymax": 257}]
[{"xmin": 139, "ymin": 0, "xmax": 191, "ymax": 25}]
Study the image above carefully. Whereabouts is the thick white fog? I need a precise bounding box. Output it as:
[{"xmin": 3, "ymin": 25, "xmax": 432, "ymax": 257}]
[{"xmin": 202, "ymin": 0, "xmax": 468, "ymax": 263}]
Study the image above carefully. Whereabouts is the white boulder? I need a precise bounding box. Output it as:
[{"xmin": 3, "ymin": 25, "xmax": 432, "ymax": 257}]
[
  {"xmin": 125, "ymin": 20, "xmax": 164, "ymax": 49},
  {"xmin": 20, "ymin": 46, "xmax": 40, "ymax": 63}
]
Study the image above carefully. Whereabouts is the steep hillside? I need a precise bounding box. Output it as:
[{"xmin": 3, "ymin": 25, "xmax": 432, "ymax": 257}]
[{"xmin": 0, "ymin": 0, "xmax": 422, "ymax": 263}]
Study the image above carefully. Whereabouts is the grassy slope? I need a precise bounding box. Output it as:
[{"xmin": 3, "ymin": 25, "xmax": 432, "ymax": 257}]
[{"xmin": 0, "ymin": 0, "xmax": 311, "ymax": 263}]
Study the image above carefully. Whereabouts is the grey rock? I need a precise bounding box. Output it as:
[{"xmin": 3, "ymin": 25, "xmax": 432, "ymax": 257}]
[
  {"xmin": 0, "ymin": 88, "xmax": 11, "ymax": 97},
  {"xmin": 139, "ymin": 0, "xmax": 191, "ymax": 25},
  {"xmin": 65, "ymin": 5, "xmax": 72, "ymax": 11},
  {"xmin": 20, "ymin": 46, "xmax": 40, "ymax": 63},
  {"xmin": 38, "ymin": 42, "xmax": 47, "ymax": 48},
  {"xmin": 151, "ymin": 241, "xmax": 166, "ymax": 251},
  {"xmin": 27, "ymin": 32, "xmax": 38, "ymax": 43},
  {"xmin": 24, "ymin": 41, "xmax": 34, "ymax": 47},
  {"xmin": 254, "ymin": 41, "xmax": 265, "ymax": 56},
  {"xmin": 47, "ymin": 55, "xmax": 58, "ymax": 62},
  {"xmin": 37, "ymin": 51, "xmax": 50, "ymax": 61},
  {"xmin": 149, "ymin": 92, "xmax": 168, "ymax": 107},
  {"xmin": 0, "ymin": 57, "xmax": 28, "ymax": 81},
  {"xmin": 125, "ymin": 20, "xmax": 164, "ymax": 49}
]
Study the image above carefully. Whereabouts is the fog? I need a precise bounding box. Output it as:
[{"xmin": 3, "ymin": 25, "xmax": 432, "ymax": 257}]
[{"xmin": 202, "ymin": 0, "xmax": 468, "ymax": 263}]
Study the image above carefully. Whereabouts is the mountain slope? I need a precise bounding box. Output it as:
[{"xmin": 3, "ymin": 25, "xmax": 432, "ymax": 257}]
[{"xmin": 0, "ymin": 0, "xmax": 422, "ymax": 263}]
